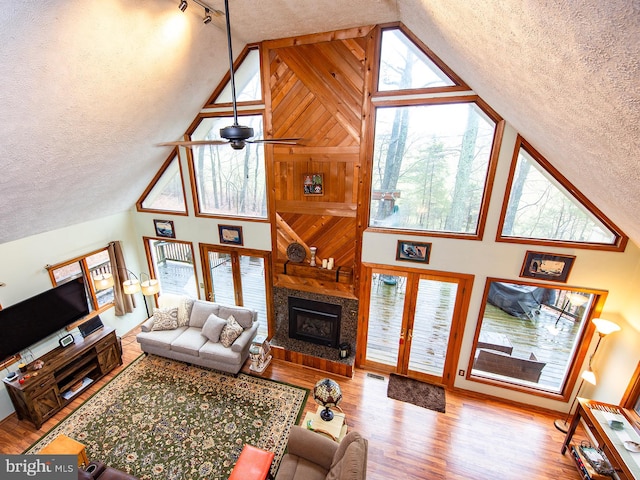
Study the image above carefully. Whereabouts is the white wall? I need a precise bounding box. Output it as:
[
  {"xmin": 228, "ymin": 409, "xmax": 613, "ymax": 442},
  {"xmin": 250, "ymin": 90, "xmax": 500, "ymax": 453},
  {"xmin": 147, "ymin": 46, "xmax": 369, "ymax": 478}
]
[
  {"xmin": 0, "ymin": 212, "xmax": 148, "ymax": 421},
  {"xmin": 362, "ymin": 123, "xmax": 640, "ymax": 412}
]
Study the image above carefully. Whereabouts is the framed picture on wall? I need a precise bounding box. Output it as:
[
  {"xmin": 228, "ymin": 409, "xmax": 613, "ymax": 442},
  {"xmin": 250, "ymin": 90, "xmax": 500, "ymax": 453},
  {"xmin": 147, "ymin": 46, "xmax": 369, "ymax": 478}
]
[
  {"xmin": 218, "ymin": 224, "xmax": 243, "ymax": 245},
  {"xmin": 520, "ymin": 250, "xmax": 576, "ymax": 283},
  {"xmin": 396, "ymin": 240, "xmax": 431, "ymax": 263},
  {"xmin": 153, "ymin": 219, "xmax": 175, "ymax": 238},
  {"xmin": 303, "ymin": 173, "xmax": 324, "ymax": 196}
]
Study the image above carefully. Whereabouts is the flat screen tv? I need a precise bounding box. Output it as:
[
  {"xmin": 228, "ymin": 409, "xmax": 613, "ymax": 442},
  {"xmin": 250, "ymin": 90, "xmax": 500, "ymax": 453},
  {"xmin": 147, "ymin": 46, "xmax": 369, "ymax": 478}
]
[{"xmin": 0, "ymin": 279, "xmax": 90, "ymax": 361}]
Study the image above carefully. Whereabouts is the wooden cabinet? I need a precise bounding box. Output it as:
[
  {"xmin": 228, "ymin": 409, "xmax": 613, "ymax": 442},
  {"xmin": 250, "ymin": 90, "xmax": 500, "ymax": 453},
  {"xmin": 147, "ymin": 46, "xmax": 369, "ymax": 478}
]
[{"xmin": 3, "ymin": 327, "xmax": 122, "ymax": 429}]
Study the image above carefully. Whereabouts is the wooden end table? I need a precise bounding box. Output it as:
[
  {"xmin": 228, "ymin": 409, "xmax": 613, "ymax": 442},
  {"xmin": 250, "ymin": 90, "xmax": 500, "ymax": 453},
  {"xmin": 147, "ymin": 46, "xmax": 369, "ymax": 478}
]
[
  {"xmin": 39, "ymin": 434, "xmax": 89, "ymax": 467},
  {"xmin": 303, "ymin": 406, "xmax": 347, "ymax": 442}
]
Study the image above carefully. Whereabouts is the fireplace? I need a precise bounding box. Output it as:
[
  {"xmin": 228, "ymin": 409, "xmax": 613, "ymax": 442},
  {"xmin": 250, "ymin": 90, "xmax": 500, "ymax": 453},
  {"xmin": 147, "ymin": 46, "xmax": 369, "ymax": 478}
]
[{"xmin": 288, "ymin": 297, "xmax": 341, "ymax": 348}]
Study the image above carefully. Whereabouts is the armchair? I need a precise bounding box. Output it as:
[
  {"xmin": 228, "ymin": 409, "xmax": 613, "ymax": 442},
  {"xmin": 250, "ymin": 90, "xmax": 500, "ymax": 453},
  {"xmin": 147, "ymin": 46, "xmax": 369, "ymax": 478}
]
[{"xmin": 276, "ymin": 426, "xmax": 367, "ymax": 480}]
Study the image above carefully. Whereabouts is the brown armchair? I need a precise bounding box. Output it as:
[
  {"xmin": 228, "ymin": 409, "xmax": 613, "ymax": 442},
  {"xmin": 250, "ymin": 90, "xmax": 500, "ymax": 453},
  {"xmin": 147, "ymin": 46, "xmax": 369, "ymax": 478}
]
[{"xmin": 276, "ymin": 426, "xmax": 368, "ymax": 480}]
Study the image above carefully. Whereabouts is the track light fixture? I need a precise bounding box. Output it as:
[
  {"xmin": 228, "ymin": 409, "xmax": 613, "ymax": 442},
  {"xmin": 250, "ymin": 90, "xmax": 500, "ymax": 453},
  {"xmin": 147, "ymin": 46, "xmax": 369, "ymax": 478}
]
[
  {"xmin": 178, "ymin": 0, "xmax": 188, "ymax": 12},
  {"xmin": 203, "ymin": 8, "xmax": 212, "ymax": 24}
]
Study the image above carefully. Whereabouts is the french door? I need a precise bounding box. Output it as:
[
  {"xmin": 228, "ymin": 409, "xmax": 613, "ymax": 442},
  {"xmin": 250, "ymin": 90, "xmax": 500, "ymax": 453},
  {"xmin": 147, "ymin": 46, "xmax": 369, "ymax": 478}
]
[
  {"xmin": 359, "ymin": 266, "xmax": 471, "ymax": 386},
  {"xmin": 199, "ymin": 244, "xmax": 271, "ymax": 338}
]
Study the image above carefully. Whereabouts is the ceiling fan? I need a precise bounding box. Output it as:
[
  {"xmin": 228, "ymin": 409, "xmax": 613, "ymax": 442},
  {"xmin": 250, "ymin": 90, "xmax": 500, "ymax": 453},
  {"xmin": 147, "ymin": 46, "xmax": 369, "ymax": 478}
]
[{"xmin": 159, "ymin": 0, "xmax": 299, "ymax": 151}]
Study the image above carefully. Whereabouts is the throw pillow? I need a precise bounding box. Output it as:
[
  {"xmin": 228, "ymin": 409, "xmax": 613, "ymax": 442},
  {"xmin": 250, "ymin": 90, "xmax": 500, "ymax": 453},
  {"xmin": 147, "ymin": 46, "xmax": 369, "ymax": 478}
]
[
  {"xmin": 201, "ymin": 313, "xmax": 227, "ymax": 343},
  {"xmin": 151, "ymin": 307, "xmax": 179, "ymax": 331},
  {"xmin": 218, "ymin": 306, "xmax": 254, "ymax": 329},
  {"xmin": 177, "ymin": 296, "xmax": 195, "ymax": 327},
  {"xmin": 219, "ymin": 315, "xmax": 243, "ymax": 347},
  {"xmin": 189, "ymin": 300, "xmax": 219, "ymax": 328}
]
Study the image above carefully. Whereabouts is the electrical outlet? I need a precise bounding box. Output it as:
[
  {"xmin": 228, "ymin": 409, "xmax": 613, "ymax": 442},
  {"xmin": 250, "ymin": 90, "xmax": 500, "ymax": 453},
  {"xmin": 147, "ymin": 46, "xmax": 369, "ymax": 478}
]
[{"xmin": 458, "ymin": 369, "xmax": 465, "ymax": 376}]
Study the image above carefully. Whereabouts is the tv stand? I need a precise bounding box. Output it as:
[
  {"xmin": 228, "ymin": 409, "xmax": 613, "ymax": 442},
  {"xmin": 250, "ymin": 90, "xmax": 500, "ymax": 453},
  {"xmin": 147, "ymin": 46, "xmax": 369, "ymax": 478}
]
[{"xmin": 3, "ymin": 327, "xmax": 122, "ymax": 429}]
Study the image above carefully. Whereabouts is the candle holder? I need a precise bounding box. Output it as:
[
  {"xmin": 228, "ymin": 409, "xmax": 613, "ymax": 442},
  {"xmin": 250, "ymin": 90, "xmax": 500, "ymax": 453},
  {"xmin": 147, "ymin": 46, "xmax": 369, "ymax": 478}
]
[{"xmin": 310, "ymin": 247, "xmax": 317, "ymax": 267}]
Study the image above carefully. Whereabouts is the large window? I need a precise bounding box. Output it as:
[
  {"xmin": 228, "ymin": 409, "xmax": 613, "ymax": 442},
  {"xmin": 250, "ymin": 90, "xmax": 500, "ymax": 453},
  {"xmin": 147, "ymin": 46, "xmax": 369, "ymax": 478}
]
[
  {"xmin": 369, "ymin": 102, "xmax": 497, "ymax": 235},
  {"xmin": 469, "ymin": 279, "xmax": 607, "ymax": 397},
  {"xmin": 47, "ymin": 248, "xmax": 113, "ymax": 319},
  {"xmin": 189, "ymin": 114, "xmax": 267, "ymax": 219}
]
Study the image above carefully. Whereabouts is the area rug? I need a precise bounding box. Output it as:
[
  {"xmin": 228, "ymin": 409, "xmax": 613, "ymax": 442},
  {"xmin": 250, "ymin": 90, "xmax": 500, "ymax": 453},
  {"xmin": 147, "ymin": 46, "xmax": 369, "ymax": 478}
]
[
  {"xmin": 25, "ymin": 355, "xmax": 308, "ymax": 479},
  {"xmin": 387, "ymin": 373, "xmax": 446, "ymax": 413}
]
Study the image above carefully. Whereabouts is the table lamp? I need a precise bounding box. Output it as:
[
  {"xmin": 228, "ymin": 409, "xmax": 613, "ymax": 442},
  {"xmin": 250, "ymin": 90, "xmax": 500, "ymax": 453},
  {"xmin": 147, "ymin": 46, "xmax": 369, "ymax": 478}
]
[{"xmin": 313, "ymin": 378, "xmax": 342, "ymax": 421}]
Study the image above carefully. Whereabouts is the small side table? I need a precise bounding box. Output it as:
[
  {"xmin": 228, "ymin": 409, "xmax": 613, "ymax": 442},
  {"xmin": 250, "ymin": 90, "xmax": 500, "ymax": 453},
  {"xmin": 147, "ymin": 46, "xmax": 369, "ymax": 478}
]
[
  {"xmin": 249, "ymin": 336, "xmax": 272, "ymax": 374},
  {"xmin": 303, "ymin": 406, "xmax": 347, "ymax": 442},
  {"xmin": 39, "ymin": 434, "xmax": 89, "ymax": 467}
]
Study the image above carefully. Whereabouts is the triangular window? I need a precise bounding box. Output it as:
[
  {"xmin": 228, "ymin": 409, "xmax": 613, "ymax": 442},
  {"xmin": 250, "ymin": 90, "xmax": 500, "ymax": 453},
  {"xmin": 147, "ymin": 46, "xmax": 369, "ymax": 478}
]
[
  {"xmin": 137, "ymin": 153, "xmax": 188, "ymax": 214},
  {"xmin": 378, "ymin": 28, "xmax": 458, "ymax": 91},
  {"xmin": 498, "ymin": 136, "xmax": 626, "ymax": 250},
  {"xmin": 212, "ymin": 48, "xmax": 261, "ymax": 104}
]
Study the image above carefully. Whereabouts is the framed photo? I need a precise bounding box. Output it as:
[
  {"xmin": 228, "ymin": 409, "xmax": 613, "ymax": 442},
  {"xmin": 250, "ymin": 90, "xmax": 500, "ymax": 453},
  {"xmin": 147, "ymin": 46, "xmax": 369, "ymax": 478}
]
[
  {"xmin": 520, "ymin": 251, "xmax": 576, "ymax": 283},
  {"xmin": 303, "ymin": 173, "xmax": 324, "ymax": 196},
  {"xmin": 218, "ymin": 224, "xmax": 243, "ymax": 245},
  {"xmin": 396, "ymin": 240, "xmax": 431, "ymax": 264},
  {"xmin": 153, "ymin": 219, "xmax": 175, "ymax": 238}
]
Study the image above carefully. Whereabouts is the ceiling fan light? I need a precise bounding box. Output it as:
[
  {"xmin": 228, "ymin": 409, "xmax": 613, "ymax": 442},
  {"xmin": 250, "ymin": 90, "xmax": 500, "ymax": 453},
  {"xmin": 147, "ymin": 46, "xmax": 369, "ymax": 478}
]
[{"xmin": 178, "ymin": 0, "xmax": 188, "ymax": 12}]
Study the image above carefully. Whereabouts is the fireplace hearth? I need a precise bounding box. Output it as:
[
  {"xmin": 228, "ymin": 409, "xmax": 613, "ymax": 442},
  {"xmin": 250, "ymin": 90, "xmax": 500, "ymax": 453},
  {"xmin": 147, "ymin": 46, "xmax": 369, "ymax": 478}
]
[{"xmin": 288, "ymin": 297, "xmax": 341, "ymax": 348}]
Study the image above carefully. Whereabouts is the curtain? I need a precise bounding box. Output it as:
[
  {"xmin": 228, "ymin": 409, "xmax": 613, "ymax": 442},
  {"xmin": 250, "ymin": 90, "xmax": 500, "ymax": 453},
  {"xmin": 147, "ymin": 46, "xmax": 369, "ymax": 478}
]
[{"xmin": 108, "ymin": 241, "xmax": 136, "ymax": 316}]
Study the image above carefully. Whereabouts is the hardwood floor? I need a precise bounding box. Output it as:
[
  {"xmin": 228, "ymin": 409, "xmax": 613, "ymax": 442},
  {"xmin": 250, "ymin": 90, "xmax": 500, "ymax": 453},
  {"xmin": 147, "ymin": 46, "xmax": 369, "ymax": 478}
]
[{"xmin": 0, "ymin": 327, "xmax": 588, "ymax": 479}]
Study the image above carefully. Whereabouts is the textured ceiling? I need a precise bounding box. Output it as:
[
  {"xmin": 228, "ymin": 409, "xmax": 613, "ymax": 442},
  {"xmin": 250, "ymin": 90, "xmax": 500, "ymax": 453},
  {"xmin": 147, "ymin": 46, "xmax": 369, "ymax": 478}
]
[{"xmin": 1, "ymin": 0, "xmax": 639, "ymax": 248}]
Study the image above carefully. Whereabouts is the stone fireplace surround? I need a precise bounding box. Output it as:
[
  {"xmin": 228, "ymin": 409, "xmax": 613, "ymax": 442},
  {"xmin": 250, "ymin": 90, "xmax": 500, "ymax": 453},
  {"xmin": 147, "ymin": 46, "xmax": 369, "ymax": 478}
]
[{"xmin": 271, "ymin": 287, "xmax": 359, "ymax": 366}]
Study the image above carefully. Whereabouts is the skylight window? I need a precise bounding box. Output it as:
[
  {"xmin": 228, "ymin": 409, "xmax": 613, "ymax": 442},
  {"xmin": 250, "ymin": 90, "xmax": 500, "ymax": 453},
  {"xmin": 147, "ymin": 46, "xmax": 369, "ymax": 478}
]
[
  {"xmin": 213, "ymin": 48, "xmax": 261, "ymax": 103},
  {"xmin": 498, "ymin": 137, "xmax": 626, "ymax": 249},
  {"xmin": 137, "ymin": 153, "xmax": 187, "ymax": 214},
  {"xmin": 378, "ymin": 28, "xmax": 456, "ymax": 91}
]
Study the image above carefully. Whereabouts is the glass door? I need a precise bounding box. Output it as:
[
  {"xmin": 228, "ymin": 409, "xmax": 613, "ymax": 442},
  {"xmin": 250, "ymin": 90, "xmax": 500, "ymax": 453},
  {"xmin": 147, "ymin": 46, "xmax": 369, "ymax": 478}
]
[
  {"xmin": 362, "ymin": 268, "xmax": 469, "ymax": 385},
  {"xmin": 200, "ymin": 244, "xmax": 271, "ymax": 338}
]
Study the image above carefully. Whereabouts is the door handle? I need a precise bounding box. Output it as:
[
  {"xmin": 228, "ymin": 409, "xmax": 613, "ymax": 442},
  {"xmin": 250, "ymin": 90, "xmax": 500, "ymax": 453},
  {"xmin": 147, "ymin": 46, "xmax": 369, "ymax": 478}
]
[
  {"xmin": 408, "ymin": 329, "xmax": 413, "ymax": 341},
  {"xmin": 399, "ymin": 329, "xmax": 405, "ymax": 345}
]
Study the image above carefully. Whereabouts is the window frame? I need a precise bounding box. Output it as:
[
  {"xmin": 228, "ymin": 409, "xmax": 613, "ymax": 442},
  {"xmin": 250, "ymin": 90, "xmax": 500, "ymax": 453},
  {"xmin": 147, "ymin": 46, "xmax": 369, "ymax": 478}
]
[
  {"xmin": 46, "ymin": 247, "xmax": 113, "ymax": 328},
  {"xmin": 467, "ymin": 277, "xmax": 608, "ymax": 401},
  {"xmin": 136, "ymin": 149, "xmax": 189, "ymax": 215},
  {"xmin": 185, "ymin": 110, "xmax": 271, "ymax": 221},
  {"xmin": 366, "ymin": 95, "xmax": 503, "ymax": 240},
  {"xmin": 496, "ymin": 135, "xmax": 628, "ymax": 251}
]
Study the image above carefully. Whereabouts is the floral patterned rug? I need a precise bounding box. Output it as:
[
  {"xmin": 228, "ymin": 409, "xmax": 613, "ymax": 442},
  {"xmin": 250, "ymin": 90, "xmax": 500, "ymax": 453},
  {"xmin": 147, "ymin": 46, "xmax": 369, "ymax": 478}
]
[{"xmin": 26, "ymin": 354, "xmax": 308, "ymax": 479}]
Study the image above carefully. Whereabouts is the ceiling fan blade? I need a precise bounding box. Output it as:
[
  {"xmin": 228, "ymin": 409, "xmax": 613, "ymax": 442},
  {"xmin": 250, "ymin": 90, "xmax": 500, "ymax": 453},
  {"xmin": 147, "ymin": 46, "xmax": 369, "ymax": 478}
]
[{"xmin": 157, "ymin": 140, "xmax": 230, "ymax": 147}]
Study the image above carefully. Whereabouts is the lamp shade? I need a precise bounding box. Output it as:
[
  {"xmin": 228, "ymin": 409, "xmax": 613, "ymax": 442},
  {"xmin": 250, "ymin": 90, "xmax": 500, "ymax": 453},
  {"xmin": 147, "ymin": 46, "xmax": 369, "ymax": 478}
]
[
  {"xmin": 313, "ymin": 378, "xmax": 342, "ymax": 420},
  {"xmin": 123, "ymin": 278, "xmax": 140, "ymax": 294},
  {"xmin": 566, "ymin": 293, "xmax": 588, "ymax": 307},
  {"xmin": 581, "ymin": 368, "xmax": 597, "ymax": 385},
  {"xmin": 141, "ymin": 278, "xmax": 160, "ymax": 295},
  {"xmin": 94, "ymin": 273, "xmax": 114, "ymax": 291},
  {"xmin": 592, "ymin": 318, "xmax": 621, "ymax": 336}
]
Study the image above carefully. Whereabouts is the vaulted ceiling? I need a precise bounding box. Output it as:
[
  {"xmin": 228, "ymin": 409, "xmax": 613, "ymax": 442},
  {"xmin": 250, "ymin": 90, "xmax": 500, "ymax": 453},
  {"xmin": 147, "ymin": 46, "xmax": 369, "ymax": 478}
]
[{"xmin": 1, "ymin": 0, "xmax": 638, "ymax": 247}]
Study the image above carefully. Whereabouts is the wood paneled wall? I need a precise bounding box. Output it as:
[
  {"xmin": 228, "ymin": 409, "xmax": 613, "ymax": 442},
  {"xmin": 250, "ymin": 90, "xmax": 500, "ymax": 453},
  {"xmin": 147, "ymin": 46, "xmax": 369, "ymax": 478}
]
[{"xmin": 263, "ymin": 27, "xmax": 373, "ymax": 294}]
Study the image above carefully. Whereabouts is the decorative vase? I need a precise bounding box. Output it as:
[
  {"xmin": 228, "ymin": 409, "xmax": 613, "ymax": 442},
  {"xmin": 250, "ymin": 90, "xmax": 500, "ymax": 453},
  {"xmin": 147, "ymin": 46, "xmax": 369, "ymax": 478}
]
[{"xmin": 309, "ymin": 247, "xmax": 317, "ymax": 267}]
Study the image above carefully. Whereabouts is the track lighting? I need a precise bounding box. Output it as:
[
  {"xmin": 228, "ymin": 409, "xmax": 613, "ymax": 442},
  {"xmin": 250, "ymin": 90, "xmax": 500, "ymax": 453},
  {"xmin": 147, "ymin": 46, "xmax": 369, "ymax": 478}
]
[
  {"xmin": 203, "ymin": 8, "xmax": 212, "ymax": 24},
  {"xmin": 178, "ymin": 0, "xmax": 188, "ymax": 12}
]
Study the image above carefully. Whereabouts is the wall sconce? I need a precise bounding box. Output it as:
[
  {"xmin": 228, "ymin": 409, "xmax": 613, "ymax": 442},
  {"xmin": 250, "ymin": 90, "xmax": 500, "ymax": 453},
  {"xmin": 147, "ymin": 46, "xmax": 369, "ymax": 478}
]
[{"xmin": 553, "ymin": 317, "xmax": 621, "ymax": 433}]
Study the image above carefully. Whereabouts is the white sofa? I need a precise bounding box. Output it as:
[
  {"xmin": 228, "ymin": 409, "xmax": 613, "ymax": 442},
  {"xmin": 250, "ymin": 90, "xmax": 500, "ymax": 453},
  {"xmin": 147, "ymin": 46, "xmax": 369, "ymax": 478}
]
[{"xmin": 136, "ymin": 294, "xmax": 258, "ymax": 374}]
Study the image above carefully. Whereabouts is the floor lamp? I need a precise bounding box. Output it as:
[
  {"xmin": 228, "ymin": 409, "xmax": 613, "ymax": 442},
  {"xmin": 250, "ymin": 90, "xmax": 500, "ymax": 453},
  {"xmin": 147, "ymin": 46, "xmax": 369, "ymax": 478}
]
[
  {"xmin": 122, "ymin": 272, "xmax": 160, "ymax": 318},
  {"xmin": 553, "ymin": 317, "xmax": 621, "ymax": 433},
  {"xmin": 548, "ymin": 293, "xmax": 588, "ymax": 335},
  {"xmin": 94, "ymin": 271, "xmax": 160, "ymax": 318}
]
